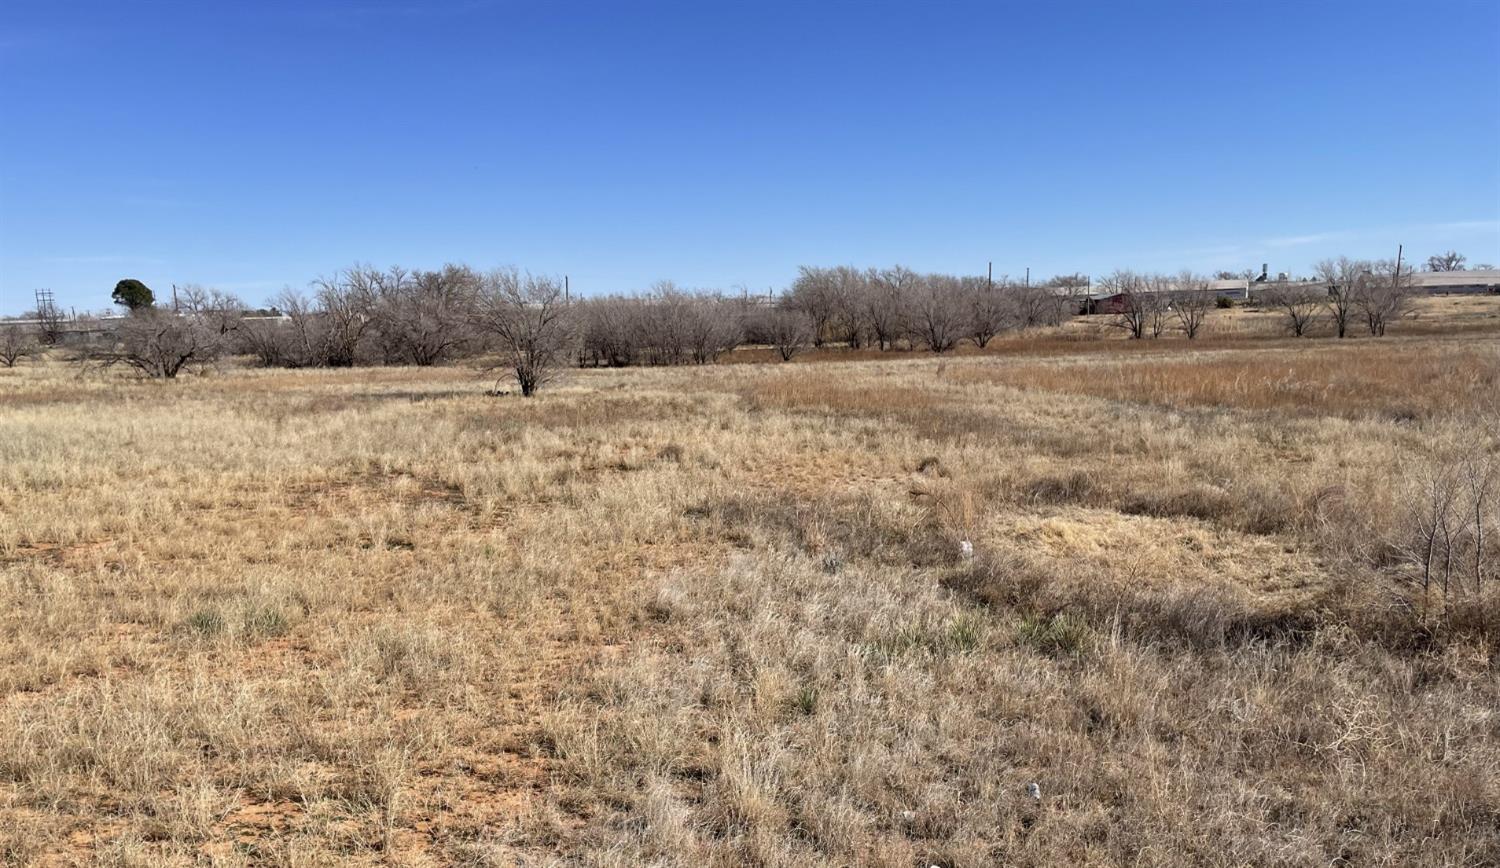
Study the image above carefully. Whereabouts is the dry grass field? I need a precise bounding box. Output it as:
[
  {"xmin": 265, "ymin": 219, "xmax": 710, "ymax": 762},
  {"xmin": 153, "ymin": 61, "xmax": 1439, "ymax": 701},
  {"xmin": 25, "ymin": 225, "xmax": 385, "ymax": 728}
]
[{"xmin": 2, "ymin": 304, "xmax": 1499, "ymax": 865}]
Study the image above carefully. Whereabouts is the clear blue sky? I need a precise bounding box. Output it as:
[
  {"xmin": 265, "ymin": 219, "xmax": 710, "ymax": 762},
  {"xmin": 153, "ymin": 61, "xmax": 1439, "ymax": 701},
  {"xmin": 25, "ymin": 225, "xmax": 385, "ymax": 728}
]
[{"xmin": 2, "ymin": 0, "xmax": 1498, "ymax": 313}]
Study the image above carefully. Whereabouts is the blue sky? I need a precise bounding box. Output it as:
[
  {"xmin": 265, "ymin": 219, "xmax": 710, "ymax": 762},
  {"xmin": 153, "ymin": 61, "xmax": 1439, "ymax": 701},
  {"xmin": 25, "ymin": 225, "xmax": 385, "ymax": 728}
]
[{"xmin": 2, "ymin": 0, "xmax": 1497, "ymax": 313}]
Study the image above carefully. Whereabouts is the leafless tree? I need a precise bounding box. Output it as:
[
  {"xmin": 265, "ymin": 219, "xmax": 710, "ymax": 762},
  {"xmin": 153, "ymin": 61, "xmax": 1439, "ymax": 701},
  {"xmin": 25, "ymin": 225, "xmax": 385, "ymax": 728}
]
[
  {"xmin": 684, "ymin": 295, "xmax": 744, "ymax": 364},
  {"xmin": 474, "ymin": 269, "xmax": 575, "ymax": 396},
  {"xmin": 1143, "ymin": 273, "xmax": 1173, "ymax": 338},
  {"xmin": 1315, "ymin": 257, "xmax": 1367, "ymax": 339},
  {"xmin": 1040, "ymin": 274, "xmax": 1088, "ymax": 325},
  {"xmin": 1359, "ymin": 258, "xmax": 1415, "ymax": 337},
  {"xmin": 635, "ymin": 282, "xmax": 689, "ymax": 365},
  {"xmin": 176, "ymin": 285, "xmax": 247, "ymax": 340},
  {"xmin": 1426, "ymin": 250, "xmax": 1467, "ymax": 272},
  {"xmin": 104, "ymin": 308, "xmax": 222, "ymax": 378},
  {"xmin": 826, "ymin": 266, "xmax": 869, "ymax": 348},
  {"xmin": 787, "ymin": 267, "xmax": 841, "ymax": 346},
  {"xmin": 908, "ymin": 274, "xmax": 968, "ymax": 353},
  {"xmin": 32, "ymin": 296, "xmax": 67, "ymax": 346},
  {"xmin": 1459, "ymin": 453, "xmax": 1495, "ymax": 596},
  {"xmin": 1400, "ymin": 450, "xmax": 1498, "ymax": 604},
  {"xmin": 267, "ymin": 289, "xmax": 328, "ymax": 367},
  {"xmin": 0, "ymin": 325, "xmax": 38, "ymax": 367},
  {"xmin": 1097, "ymin": 270, "xmax": 1154, "ymax": 339},
  {"xmin": 865, "ymin": 266, "xmax": 916, "ymax": 350},
  {"xmin": 1262, "ymin": 281, "xmax": 1323, "ymax": 337},
  {"xmin": 1006, "ymin": 281, "xmax": 1066, "ymax": 329},
  {"xmin": 966, "ymin": 275, "xmax": 1007, "ymax": 348},
  {"xmin": 761, "ymin": 308, "xmax": 813, "ymax": 361},
  {"xmin": 311, "ymin": 266, "xmax": 379, "ymax": 366},
  {"xmin": 368, "ymin": 264, "xmax": 479, "ymax": 366},
  {"xmin": 1172, "ymin": 271, "xmax": 1212, "ymax": 339},
  {"xmin": 237, "ymin": 312, "xmax": 293, "ymax": 367},
  {"xmin": 578, "ymin": 295, "xmax": 643, "ymax": 367}
]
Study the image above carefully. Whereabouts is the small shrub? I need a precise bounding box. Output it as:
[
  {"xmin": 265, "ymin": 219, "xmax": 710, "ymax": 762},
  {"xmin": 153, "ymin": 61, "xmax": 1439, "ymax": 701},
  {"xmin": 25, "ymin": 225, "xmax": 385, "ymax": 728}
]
[
  {"xmin": 946, "ymin": 613, "xmax": 985, "ymax": 653},
  {"xmin": 1216, "ymin": 296, "xmax": 1235, "ymax": 309},
  {"xmin": 1015, "ymin": 613, "xmax": 1091, "ymax": 656},
  {"xmin": 182, "ymin": 609, "xmax": 226, "ymax": 637},
  {"xmin": 792, "ymin": 686, "xmax": 819, "ymax": 716},
  {"xmin": 243, "ymin": 606, "xmax": 290, "ymax": 638}
]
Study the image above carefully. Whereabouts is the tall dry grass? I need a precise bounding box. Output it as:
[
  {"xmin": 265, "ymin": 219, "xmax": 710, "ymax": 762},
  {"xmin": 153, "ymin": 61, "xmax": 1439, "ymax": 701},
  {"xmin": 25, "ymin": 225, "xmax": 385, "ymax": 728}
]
[{"xmin": 1, "ymin": 327, "xmax": 1497, "ymax": 864}]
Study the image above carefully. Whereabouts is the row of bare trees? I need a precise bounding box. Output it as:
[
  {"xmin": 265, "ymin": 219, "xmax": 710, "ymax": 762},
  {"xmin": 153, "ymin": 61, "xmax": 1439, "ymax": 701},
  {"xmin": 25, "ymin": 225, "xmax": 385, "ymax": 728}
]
[
  {"xmin": 6, "ymin": 252, "xmax": 1446, "ymax": 391},
  {"xmin": 577, "ymin": 284, "xmax": 748, "ymax": 367},
  {"xmin": 1259, "ymin": 258, "xmax": 1415, "ymax": 338},
  {"xmin": 1093, "ymin": 270, "xmax": 1219, "ymax": 340},
  {"xmin": 218, "ymin": 267, "xmax": 573, "ymax": 395},
  {"xmin": 14, "ymin": 267, "xmax": 569, "ymax": 394},
  {"xmin": 783, "ymin": 266, "xmax": 1081, "ymax": 351},
  {"xmin": 1094, "ymin": 257, "xmax": 1420, "ymax": 341},
  {"xmin": 234, "ymin": 265, "xmax": 485, "ymax": 368}
]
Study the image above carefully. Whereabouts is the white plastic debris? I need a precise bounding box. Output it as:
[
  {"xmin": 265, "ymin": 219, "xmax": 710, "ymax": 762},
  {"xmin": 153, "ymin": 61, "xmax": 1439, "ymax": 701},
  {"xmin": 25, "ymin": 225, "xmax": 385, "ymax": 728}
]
[
  {"xmin": 959, "ymin": 540, "xmax": 974, "ymax": 560},
  {"xmin": 1026, "ymin": 782, "xmax": 1042, "ymax": 801}
]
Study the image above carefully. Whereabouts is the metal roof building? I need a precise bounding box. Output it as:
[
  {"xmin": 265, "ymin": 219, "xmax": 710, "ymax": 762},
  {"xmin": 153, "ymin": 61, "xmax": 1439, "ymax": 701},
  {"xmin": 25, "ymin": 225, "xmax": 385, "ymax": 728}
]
[{"xmin": 1410, "ymin": 269, "xmax": 1500, "ymax": 294}]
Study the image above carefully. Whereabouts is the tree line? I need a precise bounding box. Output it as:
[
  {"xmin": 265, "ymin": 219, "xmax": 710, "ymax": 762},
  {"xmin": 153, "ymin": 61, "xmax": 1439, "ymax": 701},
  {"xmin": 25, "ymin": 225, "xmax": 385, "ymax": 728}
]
[
  {"xmin": 2, "ymin": 264, "xmax": 1093, "ymax": 386},
  {"xmin": 0, "ymin": 248, "xmax": 1486, "ymax": 392}
]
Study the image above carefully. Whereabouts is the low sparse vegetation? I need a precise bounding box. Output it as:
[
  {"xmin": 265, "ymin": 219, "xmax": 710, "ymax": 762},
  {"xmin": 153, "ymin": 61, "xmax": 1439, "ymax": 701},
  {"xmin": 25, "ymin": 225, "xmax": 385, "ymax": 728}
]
[{"xmin": 1, "ymin": 323, "xmax": 1497, "ymax": 863}]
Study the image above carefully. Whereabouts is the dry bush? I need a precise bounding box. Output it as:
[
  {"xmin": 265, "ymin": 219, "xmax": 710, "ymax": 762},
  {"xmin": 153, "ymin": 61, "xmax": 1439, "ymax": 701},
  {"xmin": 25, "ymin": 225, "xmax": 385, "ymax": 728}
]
[
  {"xmin": 0, "ymin": 325, "xmax": 38, "ymax": 367},
  {"xmin": 474, "ymin": 269, "xmax": 576, "ymax": 396}
]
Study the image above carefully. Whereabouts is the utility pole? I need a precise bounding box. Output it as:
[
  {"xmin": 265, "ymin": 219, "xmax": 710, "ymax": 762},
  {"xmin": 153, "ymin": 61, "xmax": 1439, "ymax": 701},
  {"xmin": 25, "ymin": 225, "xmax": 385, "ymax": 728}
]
[
  {"xmin": 1025, "ymin": 267, "xmax": 1030, "ymax": 288},
  {"xmin": 1393, "ymin": 244, "xmax": 1403, "ymax": 290},
  {"xmin": 564, "ymin": 275, "xmax": 570, "ymax": 302},
  {"xmin": 987, "ymin": 261, "xmax": 992, "ymax": 292}
]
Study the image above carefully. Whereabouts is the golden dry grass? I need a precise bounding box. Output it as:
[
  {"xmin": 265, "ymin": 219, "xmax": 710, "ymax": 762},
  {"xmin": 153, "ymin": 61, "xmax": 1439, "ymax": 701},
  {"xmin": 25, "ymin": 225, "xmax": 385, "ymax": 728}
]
[{"xmin": 1, "ymin": 318, "xmax": 1498, "ymax": 865}]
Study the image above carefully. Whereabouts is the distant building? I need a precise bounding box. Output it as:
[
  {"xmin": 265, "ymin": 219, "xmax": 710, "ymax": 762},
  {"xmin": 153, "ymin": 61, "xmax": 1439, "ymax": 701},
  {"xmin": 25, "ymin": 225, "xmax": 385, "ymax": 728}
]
[
  {"xmin": 1207, "ymin": 279, "xmax": 1252, "ymax": 300},
  {"xmin": 1411, "ymin": 269, "xmax": 1500, "ymax": 294}
]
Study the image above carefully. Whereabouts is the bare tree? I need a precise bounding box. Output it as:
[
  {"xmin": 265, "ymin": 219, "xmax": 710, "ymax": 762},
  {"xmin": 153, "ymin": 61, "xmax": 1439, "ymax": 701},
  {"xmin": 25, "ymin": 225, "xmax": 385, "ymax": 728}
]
[
  {"xmin": 1399, "ymin": 450, "xmax": 1498, "ymax": 605},
  {"xmin": 238, "ymin": 311, "xmax": 293, "ymax": 367},
  {"xmin": 684, "ymin": 295, "xmax": 744, "ymax": 364},
  {"xmin": 1262, "ymin": 281, "xmax": 1323, "ymax": 337},
  {"xmin": 826, "ymin": 266, "xmax": 869, "ymax": 348},
  {"xmin": 966, "ymin": 275, "xmax": 1007, "ymax": 348},
  {"xmin": 1314, "ymin": 257, "xmax": 1367, "ymax": 339},
  {"xmin": 0, "ymin": 325, "xmax": 38, "ymax": 367},
  {"xmin": 176, "ymin": 285, "xmax": 246, "ymax": 340},
  {"xmin": 368, "ymin": 264, "xmax": 479, "ymax": 366},
  {"xmin": 908, "ymin": 274, "xmax": 968, "ymax": 353},
  {"xmin": 578, "ymin": 295, "xmax": 643, "ymax": 367},
  {"xmin": 1426, "ymin": 250, "xmax": 1467, "ymax": 272},
  {"xmin": 474, "ymin": 270, "xmax": 575, "ymax": 396},
  {"xmin": 865, "ymin": 266, "xmax": 916, "ymax": 350},
  {"xmin": 1359, "ymin": 257, "xmax": 1415, "ymax": 337},
  {"xmin": 1097, "ymin": 270, "xmax": 1154, "ymax": 339},
  {"xmin": 637, "ymin": 282, "xmax": 694, "ymax": 365},
  {"xmin": 1172, "ymin": 271, "xmax": 1212, "ymax": 339},
  {"xmin": 311, "ymin": 267, "xmax": 379, "ymax": 367},
  {"xmin": 1006, "ymin": 281, "xmax": 1062, "ymax": 329},
  {"xmin": 786, "ymin": 267, "xmax": 840, "ymax": 346},
  {"xmin": 1039, "ymin": 274, "xmax": 1087, "ymax": 326},
  {"xmin": 32, "ymin": 295, "xmax": 66, "ymax": 346},
  {"xmin": 1144, "ymin": 273, "xmax": 1172, "ymax": 338},
  {"xmin": 761, "ymin": 308, "xmax": 813, "ymax": 361},
  {"xmin": 269, "ymin": 289, "xmax": 328, "ymax": 367},
  {"xmin": 104, "ymin": 308, "xmax": 222, "ymax": 378}
]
